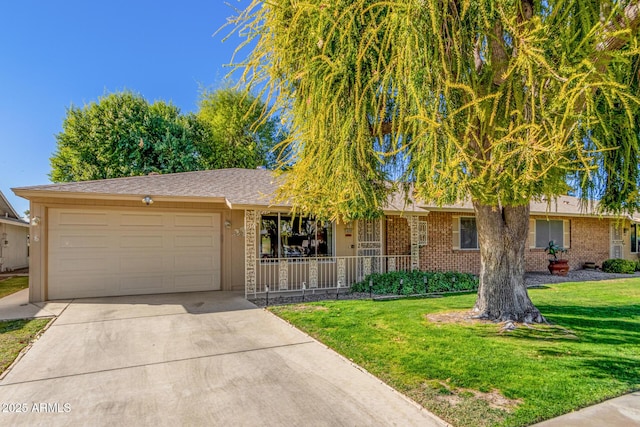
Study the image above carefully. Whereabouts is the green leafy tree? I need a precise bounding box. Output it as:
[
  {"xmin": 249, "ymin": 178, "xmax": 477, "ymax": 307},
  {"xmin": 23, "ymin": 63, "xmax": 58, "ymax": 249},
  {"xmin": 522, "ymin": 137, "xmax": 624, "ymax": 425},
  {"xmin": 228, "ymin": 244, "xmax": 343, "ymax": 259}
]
[
  {"xmin": 50, "ymin": 91, "xmax": 207, "ymax": 182},
  {"xmin": 197, "ymin": 87, "xmax": 286, "ymax": 169},
  {"xmin": 231, "ymin": 0, "xmax": 640, "ymax": 322}
]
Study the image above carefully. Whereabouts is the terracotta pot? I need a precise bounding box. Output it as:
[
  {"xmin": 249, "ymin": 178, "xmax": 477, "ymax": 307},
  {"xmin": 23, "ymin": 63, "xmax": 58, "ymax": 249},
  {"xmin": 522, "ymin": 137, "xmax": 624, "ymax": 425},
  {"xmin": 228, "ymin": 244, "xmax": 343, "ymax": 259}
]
[{"xmin": 548, "ymin": 259, "xmax": 569, "ymax": 276}]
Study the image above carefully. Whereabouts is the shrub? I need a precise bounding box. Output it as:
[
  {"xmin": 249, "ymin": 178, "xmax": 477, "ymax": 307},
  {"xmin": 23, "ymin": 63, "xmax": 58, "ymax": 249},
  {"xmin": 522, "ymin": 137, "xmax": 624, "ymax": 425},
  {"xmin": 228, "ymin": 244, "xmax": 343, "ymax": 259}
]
[
  {"xmin": 602, "ymin": 258, "xmax": 636, "ymax": 274},
  {"xmin": 636, "ymin": 260, "xmax": 640, "ymax": 272},
  {"xmin": 351, "ymin": 270, "xmax": 479, "ymax": 295}
]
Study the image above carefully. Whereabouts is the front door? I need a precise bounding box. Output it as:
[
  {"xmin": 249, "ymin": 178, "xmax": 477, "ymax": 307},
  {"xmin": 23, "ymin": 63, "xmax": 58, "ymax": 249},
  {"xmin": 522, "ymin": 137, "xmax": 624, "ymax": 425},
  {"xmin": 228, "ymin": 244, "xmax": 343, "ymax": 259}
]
[
  {"xmin": 610, "ymin": 223, "xmax": 624, "ymax": 259},
  {"xmin": 356, "ymin": 218, "xmax": 383, "ymax": 279}
]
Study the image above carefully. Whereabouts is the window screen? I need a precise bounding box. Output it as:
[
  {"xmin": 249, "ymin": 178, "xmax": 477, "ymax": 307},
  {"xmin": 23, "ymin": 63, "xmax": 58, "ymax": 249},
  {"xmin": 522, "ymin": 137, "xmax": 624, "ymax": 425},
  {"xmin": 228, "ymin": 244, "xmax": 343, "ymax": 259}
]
[
  {"xmin": 535, "ymin": 220, "xmax": 564, "ymax": 248},
  {"xmin": 460, "ymin": 217, "xmax": 478, "ymax": 249}
]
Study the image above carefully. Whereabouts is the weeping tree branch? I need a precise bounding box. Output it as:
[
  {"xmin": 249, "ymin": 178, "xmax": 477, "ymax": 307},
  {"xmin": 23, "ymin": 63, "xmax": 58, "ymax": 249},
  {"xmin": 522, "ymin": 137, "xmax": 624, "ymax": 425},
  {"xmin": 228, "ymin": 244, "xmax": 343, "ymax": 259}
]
[{"xmin": 596, "ymin": 1, "xmax": 640, "ymax": 54}]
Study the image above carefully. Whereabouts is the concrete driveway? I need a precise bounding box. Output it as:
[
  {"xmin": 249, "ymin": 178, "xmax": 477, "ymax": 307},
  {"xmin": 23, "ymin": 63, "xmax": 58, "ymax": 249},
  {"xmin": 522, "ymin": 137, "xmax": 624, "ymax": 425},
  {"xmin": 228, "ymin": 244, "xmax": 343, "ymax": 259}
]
[{"xmin": 0, "ymin": 291, "xmax": 445, "ymax": 426}]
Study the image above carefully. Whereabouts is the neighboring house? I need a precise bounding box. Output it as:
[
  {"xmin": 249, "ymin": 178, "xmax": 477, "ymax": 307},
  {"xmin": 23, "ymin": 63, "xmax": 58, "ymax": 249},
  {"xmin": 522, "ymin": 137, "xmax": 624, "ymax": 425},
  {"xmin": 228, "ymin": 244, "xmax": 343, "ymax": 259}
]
[
  {"xmin": 0, "ymin": 189, "xmax": 29, "ymax": 272},
  {"xmin": 12, "ymin": 168, "xmax": 625, "ymax": 303}
]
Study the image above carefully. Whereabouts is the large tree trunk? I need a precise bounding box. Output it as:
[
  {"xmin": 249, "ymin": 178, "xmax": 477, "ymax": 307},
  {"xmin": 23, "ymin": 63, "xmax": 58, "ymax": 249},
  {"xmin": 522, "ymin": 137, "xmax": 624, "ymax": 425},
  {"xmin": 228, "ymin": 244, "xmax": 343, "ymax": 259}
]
[{"xmin": 472, "ymin": 202, "xmax": 545, "ymax": 323}]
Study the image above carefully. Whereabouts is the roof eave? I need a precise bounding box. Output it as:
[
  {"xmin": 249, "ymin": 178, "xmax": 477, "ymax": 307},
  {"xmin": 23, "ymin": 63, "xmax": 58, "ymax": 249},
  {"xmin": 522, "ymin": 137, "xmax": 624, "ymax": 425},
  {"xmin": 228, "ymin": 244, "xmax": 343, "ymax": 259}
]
[
  {"xmin": 0, "ymin": 217, "xmax": 29, "ymax": 228},
  {"xmin": 12, "ymin": 189, "xmax": 227, "ymax": 205},
  {"xmin": 227, "ymin": 202, "xmax": 291, "ymax": 211}
]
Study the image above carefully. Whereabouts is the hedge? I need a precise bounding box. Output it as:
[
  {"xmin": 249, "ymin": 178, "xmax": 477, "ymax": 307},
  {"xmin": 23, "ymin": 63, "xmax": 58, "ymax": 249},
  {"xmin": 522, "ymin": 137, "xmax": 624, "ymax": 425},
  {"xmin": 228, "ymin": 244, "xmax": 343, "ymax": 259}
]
[
  {"xmin": 350, "ymin": 270, "xmax": 479, "ymax": 295},
  {"xmin": 602, "ymin": 258, "xmax": 636, "ymax": 274}
]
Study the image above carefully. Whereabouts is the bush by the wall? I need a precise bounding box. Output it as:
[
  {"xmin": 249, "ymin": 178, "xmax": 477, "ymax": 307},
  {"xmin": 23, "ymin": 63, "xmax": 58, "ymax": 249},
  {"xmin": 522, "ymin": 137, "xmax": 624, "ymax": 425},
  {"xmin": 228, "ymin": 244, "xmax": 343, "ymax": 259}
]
[
  {"xmin": 602, "ymin": 258, "xmax": 636, "ymax": 274},
  {"xmin": 350, "ymin": 270, "xmax": 479, "ymax": 295}
]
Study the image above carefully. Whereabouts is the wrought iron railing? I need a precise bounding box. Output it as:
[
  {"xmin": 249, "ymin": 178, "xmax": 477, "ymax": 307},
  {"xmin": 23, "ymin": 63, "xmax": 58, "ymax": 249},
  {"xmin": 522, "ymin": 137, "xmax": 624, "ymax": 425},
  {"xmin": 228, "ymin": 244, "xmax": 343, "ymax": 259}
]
[{"xmin": 248, "ymin": 255, "xmax": 412, "ymax": 297}]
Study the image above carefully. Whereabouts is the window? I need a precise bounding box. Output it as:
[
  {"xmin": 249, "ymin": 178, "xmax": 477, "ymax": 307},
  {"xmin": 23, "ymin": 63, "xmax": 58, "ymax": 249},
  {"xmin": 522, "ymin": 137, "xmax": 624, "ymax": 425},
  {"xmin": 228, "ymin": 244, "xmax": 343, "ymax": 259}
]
[
  {"xmin": 460, "ymin": 217, "xmax": 478, "ymax": 249},
  {"xmin": 418, "ymin": 221, "xmax": 428, "ymax": 246},
  {"xmin": 259, "ymin": 213, "xmax": 334, "ymax": 259},
  {"xmin": 535, "ymin": 220, "xmax": 564, "ymax": 248},
  {"xmin": 631, "ymin": 224, "xmax": 638, "ymax": 253}
]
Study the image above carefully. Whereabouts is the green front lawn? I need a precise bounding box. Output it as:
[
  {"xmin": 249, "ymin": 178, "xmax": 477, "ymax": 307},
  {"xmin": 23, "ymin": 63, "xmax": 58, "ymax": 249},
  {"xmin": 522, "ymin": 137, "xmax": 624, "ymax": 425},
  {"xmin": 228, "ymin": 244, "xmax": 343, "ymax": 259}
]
[
  {"xmin": 0, "ymin": 319, "xmax": 50, "ymax": 374},
  {"xmin": 270, "ymin": 279, "xmax": 640, "ymax": 427},
  {"xmin": 0, "ymin": 276, "xmax": 29, "ymax": 299}
]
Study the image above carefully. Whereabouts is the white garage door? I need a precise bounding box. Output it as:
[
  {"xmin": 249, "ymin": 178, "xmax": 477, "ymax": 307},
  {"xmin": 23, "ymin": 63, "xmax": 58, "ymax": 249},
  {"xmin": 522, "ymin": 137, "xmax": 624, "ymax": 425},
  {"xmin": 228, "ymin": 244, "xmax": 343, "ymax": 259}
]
[{"xmin": 48, "ymin": 209, "xmax": 221, "ymax": 299}]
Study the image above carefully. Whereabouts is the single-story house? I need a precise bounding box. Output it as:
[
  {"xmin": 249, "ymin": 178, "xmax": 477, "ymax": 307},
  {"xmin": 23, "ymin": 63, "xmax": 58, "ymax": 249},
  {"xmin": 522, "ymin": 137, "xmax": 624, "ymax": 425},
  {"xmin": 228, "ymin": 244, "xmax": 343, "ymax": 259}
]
[
  {"xmin": 0, "ymin": 189, "xmax": 29, "ymax": 272},
  {"xmin": 12, "ymin": 168, "xmax": 631, "ymax": 303}
]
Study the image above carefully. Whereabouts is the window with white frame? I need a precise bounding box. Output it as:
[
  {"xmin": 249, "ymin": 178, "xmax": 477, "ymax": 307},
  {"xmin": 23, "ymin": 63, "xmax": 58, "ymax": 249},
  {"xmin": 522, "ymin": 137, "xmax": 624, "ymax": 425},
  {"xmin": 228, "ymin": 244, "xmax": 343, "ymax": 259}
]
[
  {"xmin": 259, "ymin": 213, "xmax": 334, "ymax": 259},
  {"xmin": 418, "ymin": 221, "xmax": 428, "ymax": 246},
  {"xmin": 460, "ymin": 217, "xmax": 479, "ymax": 249},
  {"xmin": 535, "ymin": 219, "xmax": 564, "ymax": 248}
]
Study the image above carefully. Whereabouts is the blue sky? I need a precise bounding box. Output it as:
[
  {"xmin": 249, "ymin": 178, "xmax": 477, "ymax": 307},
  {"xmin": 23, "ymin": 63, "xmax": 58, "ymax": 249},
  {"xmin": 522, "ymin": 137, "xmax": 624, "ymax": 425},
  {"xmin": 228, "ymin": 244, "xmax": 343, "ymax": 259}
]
[{"xmin": 0, "ymin": 0, "xmax": 253, "ymax": 215}]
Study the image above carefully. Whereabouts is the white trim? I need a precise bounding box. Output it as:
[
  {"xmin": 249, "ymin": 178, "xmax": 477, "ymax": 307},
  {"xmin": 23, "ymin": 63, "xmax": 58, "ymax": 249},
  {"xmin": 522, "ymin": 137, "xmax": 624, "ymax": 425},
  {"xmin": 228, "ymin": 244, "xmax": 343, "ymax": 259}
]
[
  {"xmin": 0, "ymin": 217, "xmax": 29, "ymax": 228},
  {"xmin": 533, "ymin": 219, "xmax": 567, "ymax": 248}
]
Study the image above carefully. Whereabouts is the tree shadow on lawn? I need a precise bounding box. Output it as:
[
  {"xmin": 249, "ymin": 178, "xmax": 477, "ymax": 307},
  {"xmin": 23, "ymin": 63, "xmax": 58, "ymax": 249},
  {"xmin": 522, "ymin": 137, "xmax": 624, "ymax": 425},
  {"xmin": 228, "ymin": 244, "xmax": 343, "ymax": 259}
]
[
  {"xmin": 535, "ymin": 347, "xmax": 640, "ymax": 388},
  {"xmin": 523, "ymin": 304, "xmax": 640, "ymax": 344},
  {"xmin": 499, "ymin": 303, "xmax": 640, "ymax": 387},
  {"xmin": 473, "ymin": 302, "xmax": 638, "ymax": 348}
]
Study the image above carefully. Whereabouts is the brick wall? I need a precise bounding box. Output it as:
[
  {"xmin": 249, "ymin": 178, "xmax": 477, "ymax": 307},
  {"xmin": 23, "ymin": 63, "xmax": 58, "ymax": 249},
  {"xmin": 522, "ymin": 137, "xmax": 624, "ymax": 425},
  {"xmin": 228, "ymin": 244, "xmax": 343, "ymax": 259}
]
[
  {"xmin": 385, "ymin": 213, "xmax": 611, "ymax": 274},
  {"xmin": 385, "ymin": 216, "xmax": 411, "ymax": 255}
]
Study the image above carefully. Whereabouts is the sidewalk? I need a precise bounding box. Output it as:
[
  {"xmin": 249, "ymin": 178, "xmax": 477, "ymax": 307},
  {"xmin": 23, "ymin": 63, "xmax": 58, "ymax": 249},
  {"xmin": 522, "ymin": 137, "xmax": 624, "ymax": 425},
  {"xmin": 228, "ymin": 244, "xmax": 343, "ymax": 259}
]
[
  {"xmin": 533, "ymin": 391, "xmax": 640, "ymax": 426},
  {"xmin": 0, "ymin": 288, "xmax": 70, "ymax": 321}
]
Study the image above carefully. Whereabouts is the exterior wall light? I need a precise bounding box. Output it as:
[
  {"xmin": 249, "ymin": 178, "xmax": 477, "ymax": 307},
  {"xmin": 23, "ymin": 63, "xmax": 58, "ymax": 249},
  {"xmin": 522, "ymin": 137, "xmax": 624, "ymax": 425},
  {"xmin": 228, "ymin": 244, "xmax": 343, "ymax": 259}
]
[
  {"xmin": 142, "ymin": 196, "xmax": 154, "ymax": 206},
  {"xmin": 31, "ymin": 216, "xmax": 41, "ymax": 226},
  {"xmin": 224, "ymin": 220, "xmax": 232, "ymax": 229}
]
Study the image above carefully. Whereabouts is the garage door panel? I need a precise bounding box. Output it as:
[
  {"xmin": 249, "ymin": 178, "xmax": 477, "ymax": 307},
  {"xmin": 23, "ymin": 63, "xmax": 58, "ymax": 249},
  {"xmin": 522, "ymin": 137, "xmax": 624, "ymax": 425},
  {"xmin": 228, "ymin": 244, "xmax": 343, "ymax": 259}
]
[
  {"xmin": 49, "ymin": 276, "xmax": 114, "ymax": 300},
  {"xmin": 175, "ymin": 273, "xmax": 219, "ymax": 290},
  {"xmin": 175, "ymin": 234, "xmax": 214, "ymax": 248},
  {"xmin": 120, "ymin": 275, "xmax": 168, "ymax": 292},
  {"xmin": 120, "ymin": 213, "xmax": 164, "ymax": 227},
  {"xmin": 48, "ymin": 209, "xmax": 221, "ymax": 299},
  {"xmin": 56, "ymin": 211, "xmax": 109, "ymax": 227},
  {"xmin": 174, "ymin": 254, "xmax": 216, "ymax": 271},
  {"xmin": 120, "ymin": 255, "xmax": 168, "ymax": 274},
  {"xmin": 52, "ymin": 234, "xmax": 110, "ymax": 249},
  {"xmin": 54, "ymin": 256, "xmax": 111, "ymax": 273},
  {"xmin": 119, "ymin": 235, "xmax": 164, "ymax": 249},
  {"xmin": 174, "ymin": 214, "xmax": 216, "ymax": 228}
]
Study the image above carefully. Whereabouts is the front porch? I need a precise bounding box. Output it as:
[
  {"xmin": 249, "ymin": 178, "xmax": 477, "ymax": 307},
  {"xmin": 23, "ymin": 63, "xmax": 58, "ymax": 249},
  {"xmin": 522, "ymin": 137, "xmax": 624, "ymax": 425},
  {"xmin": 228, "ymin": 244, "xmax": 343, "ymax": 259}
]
[
  {"xmin": 247, "ymin": 255, "xmax": 412, "ymax": 297},
  {"xmin": 243, "ymin": 210, "xmax": 425, "ymax": 297}
]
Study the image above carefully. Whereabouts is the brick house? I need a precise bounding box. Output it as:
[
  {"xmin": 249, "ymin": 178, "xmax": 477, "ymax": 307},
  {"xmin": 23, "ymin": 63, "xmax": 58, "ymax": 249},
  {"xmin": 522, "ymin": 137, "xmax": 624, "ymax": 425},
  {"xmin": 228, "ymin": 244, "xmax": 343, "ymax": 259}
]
[{"xmin": 13, "ymin": 168, "xmax": 625, "ymax": 302}]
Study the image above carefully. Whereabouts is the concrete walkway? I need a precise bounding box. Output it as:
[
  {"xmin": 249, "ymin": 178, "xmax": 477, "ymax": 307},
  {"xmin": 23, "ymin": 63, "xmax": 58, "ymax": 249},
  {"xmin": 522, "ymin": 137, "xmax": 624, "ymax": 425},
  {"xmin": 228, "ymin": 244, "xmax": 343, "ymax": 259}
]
[
  {"xmin": 533, "ymin": 392, "xmax": 640, "ymax": 427},
  {"xmin": 0, "ymin": 291, "xmax": 446, "ymax": 426},
  {"xmin": 0, "ymin": 288, "xmax": 70, "ymax": 320}
]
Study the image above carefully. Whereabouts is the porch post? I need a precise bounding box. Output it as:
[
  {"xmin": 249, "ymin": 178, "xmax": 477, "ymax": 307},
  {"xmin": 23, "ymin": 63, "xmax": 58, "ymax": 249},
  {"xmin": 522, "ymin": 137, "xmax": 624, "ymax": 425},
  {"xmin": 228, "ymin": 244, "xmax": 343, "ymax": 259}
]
[
  {"xmin": 409, "ymin": 215, "xmax": 420, "ymax": 271},
  {"xmin": 245, "ymin": 210, "xmax": 258, "ymax": 297}
]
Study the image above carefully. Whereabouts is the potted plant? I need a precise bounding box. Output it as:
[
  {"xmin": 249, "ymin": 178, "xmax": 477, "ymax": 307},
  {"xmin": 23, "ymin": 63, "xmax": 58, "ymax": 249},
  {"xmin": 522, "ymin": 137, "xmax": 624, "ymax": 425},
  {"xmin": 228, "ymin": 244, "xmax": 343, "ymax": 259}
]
[{"xmin": 545, "ymin": 240, "xmax": 569, "ymax": 276}]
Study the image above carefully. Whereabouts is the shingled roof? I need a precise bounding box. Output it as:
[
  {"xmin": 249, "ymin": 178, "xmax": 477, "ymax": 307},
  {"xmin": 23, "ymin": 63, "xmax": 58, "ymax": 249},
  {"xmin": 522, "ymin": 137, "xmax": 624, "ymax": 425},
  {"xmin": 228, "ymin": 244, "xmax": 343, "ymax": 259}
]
[
  {"xmin": 13, "ymin": 168, "xmax": 284, "ymax": 208},
  {"xmin": 13, "ymin": 168, "xmax": 605, "ymax": 216}
]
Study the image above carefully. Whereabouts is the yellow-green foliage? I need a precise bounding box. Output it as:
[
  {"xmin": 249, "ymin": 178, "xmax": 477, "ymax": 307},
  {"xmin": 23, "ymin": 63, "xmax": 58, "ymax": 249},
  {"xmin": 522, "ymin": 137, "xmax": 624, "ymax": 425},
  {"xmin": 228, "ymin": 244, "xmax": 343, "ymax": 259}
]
[{"xmin": 227, "ymin": 1, "xmax": 640, "ymax": 220}]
